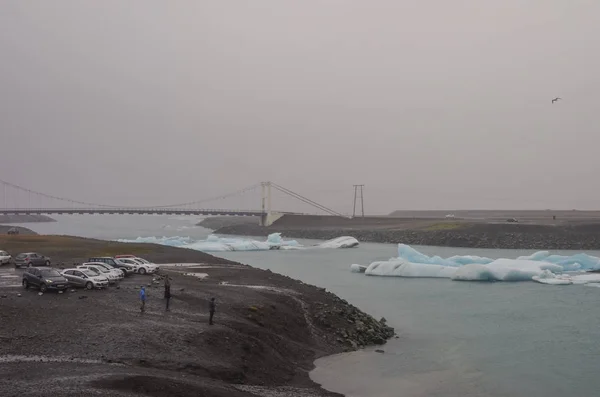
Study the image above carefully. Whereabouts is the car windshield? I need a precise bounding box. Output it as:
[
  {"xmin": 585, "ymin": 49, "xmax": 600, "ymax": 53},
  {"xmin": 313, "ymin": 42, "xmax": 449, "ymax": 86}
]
[
  {"xmin": 99, "ymin": 263, "xmax": 114, "ymax": 269},
  {"xmin": 40, "ymin": 269, "xmax": 61, "ymax": 277},
  {"xmin": 0, "ymin": 251, "xmax": 7, "ymax": 256},
  {"xmin": 136, "ymin": 258, "xmax": 150, "ymax": 264},
  {"xmin": 82, "ymin": 270, "xmax": 97, "ymax": 277}
]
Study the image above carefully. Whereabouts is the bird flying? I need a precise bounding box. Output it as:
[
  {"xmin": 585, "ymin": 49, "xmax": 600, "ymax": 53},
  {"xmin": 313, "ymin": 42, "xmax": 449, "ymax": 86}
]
[{"xmin": 552, "ymin": 97, "xmax": 561, "ymax": 104}]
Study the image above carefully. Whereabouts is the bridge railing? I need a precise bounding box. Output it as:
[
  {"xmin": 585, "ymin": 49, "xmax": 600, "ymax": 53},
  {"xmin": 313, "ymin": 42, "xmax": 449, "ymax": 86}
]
[{"xmin": 0, "ymin": 208, "xmax": 268, "ymax": 215}]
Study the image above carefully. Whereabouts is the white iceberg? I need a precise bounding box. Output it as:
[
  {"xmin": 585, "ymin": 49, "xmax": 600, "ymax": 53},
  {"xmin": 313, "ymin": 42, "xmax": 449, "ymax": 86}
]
[
  {"xmin": 117, "ymin": 233, "xmax": 358, "ymax": 252},
  {"xmin": 351, "ymin": 244, "xmax": 600, "ymax": 286}
]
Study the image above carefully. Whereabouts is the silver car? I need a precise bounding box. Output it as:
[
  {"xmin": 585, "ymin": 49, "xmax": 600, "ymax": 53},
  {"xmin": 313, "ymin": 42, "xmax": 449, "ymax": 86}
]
[
  {"xmin": 76, "ymin": 264, "xmax": 119, "ymax": 284},
  {"xmin": 0, "ymin": 250, "xmax": 11, "ymax": 265},
  {"xmin": 62, "ymin": 268, "xmax": 109, "ymax": 290},
  {"xmin": 86, "ymin": 262, "xmax": 125, "ymax": 280}
]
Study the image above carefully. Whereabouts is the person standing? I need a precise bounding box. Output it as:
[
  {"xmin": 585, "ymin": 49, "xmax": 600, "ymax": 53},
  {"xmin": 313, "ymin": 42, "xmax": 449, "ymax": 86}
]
[
  {"xmin": 209, "ymin": 297, "xmax": 216, "ymax": 325},
  {"xmin": 140, "ymin": 286, "xmax": 146, "ymax": 314},
  {"xmin": 164, "ymin": 276, "xmax": 171, "ymax": 311}
]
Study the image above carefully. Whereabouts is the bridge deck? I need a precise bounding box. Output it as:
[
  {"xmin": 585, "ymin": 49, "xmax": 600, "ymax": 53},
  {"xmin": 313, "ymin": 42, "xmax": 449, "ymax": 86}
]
[{"xmin": 0, "ymin": 209, "xmax": 266, "ymax": 216}]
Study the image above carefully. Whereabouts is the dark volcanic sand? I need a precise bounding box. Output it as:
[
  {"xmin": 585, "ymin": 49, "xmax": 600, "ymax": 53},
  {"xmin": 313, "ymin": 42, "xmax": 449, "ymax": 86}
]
[{"xmin": 0, "ymin": 235, "xmax": 394, "ymax": 397}]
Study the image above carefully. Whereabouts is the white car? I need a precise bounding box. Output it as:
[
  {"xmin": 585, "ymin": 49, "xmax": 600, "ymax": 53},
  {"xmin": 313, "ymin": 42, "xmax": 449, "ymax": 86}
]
[
  {"xmin": 86, "ymin": 262, "xmax": 125, "ymax": 280},
  {"xmin": 115, "ymin": 258, "xmax": 143, "ymax": 273},
  {"xmin": 0, "ymin": 250, "xmax": 11, "ymax": 265},
  {"xmin": 131, "ymin": 257, "xmax": 159, "ymax": 274},
  {"xmin": 117, "ymin": 258, "xmax": 158, "ymax": 275},
  {"xmin": 77, "ymin": 264, "xmax": 120, "ymax": 284},
  {"xmin": 61, "ymin": 268, "xmax": 109, "ymax": 289}
]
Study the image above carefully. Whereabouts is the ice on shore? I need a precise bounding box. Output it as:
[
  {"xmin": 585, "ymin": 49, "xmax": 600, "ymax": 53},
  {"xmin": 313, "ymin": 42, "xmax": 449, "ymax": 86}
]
[
  {"xmin": 117, "ymin": 233, "xmax": 358, "ymax": 252},
  {"xmin": 354, "ymin": 244, "xmax": 600, "ymax": 286}
]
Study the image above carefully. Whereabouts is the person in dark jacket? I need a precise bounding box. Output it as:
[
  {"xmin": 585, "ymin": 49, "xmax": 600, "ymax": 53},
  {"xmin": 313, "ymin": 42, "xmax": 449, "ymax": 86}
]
[
  {"xmin": 164, "ymin": 276, "xmax": 171, "ymax": 311},
  {"xmin": 209, "ymin": 297, "xmax": 216, "ymax": 325}
]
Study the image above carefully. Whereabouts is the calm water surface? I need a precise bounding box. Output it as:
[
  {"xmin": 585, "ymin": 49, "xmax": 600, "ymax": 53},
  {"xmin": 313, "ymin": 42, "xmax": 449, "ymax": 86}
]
[{"xmin": 13, "ymin": 215, "xmax": 600, "ymax": 397}]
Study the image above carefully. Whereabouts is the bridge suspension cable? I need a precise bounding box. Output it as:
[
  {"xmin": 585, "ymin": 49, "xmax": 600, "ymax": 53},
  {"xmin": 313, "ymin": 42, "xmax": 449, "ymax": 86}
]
[
  {"xmin": 139, "ymin": 184, "xmax": 261, "ymax": 209},
  {"xmin": 0, "ymin": 178, "xmax": 123, "ymax": 208},
  {"xmin": 0, "ymin": 179, "xmax": 261, "ymax": 210},
  {"xmin": 270, "ymin": 182, "xmax": 345, "ymax": 217},
  {"xmin": 1, "ymin": 178, "xmax": 345, "ymax": 216}
]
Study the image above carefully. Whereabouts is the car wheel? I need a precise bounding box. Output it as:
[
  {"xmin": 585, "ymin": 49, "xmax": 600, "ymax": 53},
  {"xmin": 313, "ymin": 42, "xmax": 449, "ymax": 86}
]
[
  {"xmin": 22, "ymin": 279, "xmax": 29, "ymax": 289},
  {"xmin": 139, "ymin": 268, "xmax": 147, "ymax": 275},
  {"xmin": 45, "ymin": 260, "xmax": 50, "ymax": 266},
  {"xmin": 85, "ymin": 282, "xmax": 93, "ymax": 290},
  {"xmin": 39, "ymin": 283, "xmax": 47, "ymax": 293}
]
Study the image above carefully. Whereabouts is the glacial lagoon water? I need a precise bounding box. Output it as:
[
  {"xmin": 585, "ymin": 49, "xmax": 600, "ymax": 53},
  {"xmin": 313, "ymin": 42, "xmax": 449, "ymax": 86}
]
[{"xmin": 12, "ymin": 215, "xmax": 600, "ymax": 397}]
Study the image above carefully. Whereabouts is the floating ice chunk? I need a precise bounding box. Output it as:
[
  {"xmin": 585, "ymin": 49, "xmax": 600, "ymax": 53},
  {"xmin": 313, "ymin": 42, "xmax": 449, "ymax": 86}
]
[
  {"xmin": 452, "ymin": 259, "xmax": 563, "ymax": 282},
  {"xmin": 117, "ymin": 233, "xmax": 353, "ymax": 252},
  {"xmin": 397, "ymin": 244, "xmax": 493, "ymax": 267},
  {"xmin": 532, "ymin": 277, "xmax": 573, "ymax": 285},
  {"xmin": 533, "ymin": 271, "xmax": 600, "ymax": 286},
  {"xmin": 569, "ymin": 273, "xmax": 600, "ymax": 284},
  {"xmin": 517, "ymin": 252, "xmax": 600, "ymax": 271},
  {"xmin": 351, "ymin": 244, "xmax": 600, "ymax": 284},
  {"xmin": 532, "ymin": 269, "xmax": 573, "ymax": 285},
  {"xmin": 365, "ymin": 260, "xmax": 457, "ymax": 278},
  {"xmin": 318, "ymin": 236, "xmax": 359, "ymax": 249},
  {"xmin": 350, "ymin": 264, "xmax": 367, "ymax": 273}
]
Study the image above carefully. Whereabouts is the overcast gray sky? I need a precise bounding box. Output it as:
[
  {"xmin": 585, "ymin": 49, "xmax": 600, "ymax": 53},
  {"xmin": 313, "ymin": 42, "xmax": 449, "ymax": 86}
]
[{"xmin": 1, "ymin": 0, "xmax": 599, "ymax": 214}]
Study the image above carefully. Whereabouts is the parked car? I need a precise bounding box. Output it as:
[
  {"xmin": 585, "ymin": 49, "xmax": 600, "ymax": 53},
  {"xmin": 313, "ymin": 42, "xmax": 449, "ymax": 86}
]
[
  {"xmin": 22, "ymin": 267, "xmax": 69, "ymax": 292},
  {"xmin": 62, "ymin": 268, "xmax": 109, "ymax": 290},
  {"xmin": 128, "ymin": 257, "xmax": 159, "ymax": 275},
  {"xmin": 76, "ymin": 264, "xmax": 120, "ymax": 284},
  {"xmin": 114, "ymin": 257, "xmax": 156, "ymax": 275},
  {"xmin": 87, "ymin": 262, "xmax": 125, "ymax": 280},
  {"xmin": 0, "ymin": 250, "xmax": 11, "ymax": 265},
  {"xmin": 14, "ymin": 252, "xmax": 51, "ymax": 268},
  {"xmin": 88, "ymin": 257, "xmax": 134, "ymax": 275},
  {"xmin": 7, "ymin": 227, "xmax": 19, "ymax": 235},
  {"xmin": 114, "ymin": 257, "xmax": 143, "ymax": 273}
]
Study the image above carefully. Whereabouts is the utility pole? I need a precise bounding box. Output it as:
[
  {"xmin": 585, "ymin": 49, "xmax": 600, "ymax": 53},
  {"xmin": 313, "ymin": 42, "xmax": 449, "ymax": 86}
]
[{"xmin": 352, "ymin": 184, "xmax": 365, "ymax": 218}]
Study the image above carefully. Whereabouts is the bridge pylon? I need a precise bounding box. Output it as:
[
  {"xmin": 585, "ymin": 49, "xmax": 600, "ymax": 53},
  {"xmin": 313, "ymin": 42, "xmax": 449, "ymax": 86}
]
[{"xmin": 259, "ymin": 181, "xmax": 283, "ymax": 227}]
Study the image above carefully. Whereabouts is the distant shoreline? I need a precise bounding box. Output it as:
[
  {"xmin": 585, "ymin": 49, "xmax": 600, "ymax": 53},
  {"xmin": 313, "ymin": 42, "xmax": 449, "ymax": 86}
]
[
  {"xmin": 214, "ymin": 221, "xmax": 600, "ymax": 250},
  {"xmin": 0, "ymin": 214, "xmax": 56, "ymax": 224}
]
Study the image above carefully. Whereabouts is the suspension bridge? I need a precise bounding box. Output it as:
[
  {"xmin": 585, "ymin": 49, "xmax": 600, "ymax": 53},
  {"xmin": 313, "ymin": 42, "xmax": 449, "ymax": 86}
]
[{"xmin": 0, "ymin": 180, "xmax": 345, "ymax": 226}]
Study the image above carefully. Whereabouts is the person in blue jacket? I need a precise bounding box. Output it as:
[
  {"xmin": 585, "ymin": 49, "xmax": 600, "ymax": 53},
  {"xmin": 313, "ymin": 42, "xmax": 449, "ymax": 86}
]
[{"xmin": 140, "ymin": 286, "xmax": 146, "ymax": 314}]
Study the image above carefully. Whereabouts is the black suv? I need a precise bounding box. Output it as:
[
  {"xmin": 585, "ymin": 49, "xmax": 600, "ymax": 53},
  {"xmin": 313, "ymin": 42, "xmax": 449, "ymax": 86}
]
[
  {"xmin": 22, "ymin": 267, "xmax": 69, "ymax": 292},
  {"xmin": 88, "ymin": 257, "xmax": 134, "ymax": 275}
]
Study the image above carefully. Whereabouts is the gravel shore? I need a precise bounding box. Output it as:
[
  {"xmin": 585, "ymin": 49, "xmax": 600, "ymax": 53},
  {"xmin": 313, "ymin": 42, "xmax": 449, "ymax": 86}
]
[{"xmin": 0, "ymin": 235, "xmax": 394, "ymax": 397}]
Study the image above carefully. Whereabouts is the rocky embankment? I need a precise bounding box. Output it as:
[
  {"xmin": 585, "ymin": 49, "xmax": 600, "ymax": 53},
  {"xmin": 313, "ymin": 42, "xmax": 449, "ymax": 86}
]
[
  {"xmin": 0, "ymin": 235, "xmax": 394, "ymax": 397},
  {"xmin": 0, "ymin": 214, "xmax": 55, "ymax": 223},
  {"xmin": 215, "ymin": 223, "xmax": 600, "ymax": 250}
]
